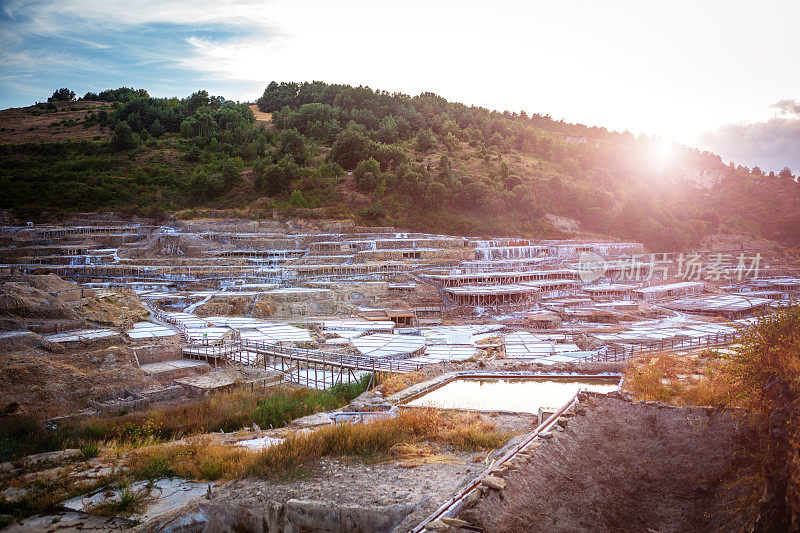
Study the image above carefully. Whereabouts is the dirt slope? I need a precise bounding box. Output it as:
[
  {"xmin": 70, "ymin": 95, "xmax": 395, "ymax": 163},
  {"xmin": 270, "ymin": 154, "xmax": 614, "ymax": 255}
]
[{"xmin": 463, "ymin": 395, "xmax": 739, "ymax": 533}]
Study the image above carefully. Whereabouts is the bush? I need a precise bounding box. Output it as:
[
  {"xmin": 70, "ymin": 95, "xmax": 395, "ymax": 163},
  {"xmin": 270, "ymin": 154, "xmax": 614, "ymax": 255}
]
[
  {"xmin": 288, "ymin": 189, "xmax": 308, "ymax": 207},
  {"xmin": 277, "ymin": 129, "xmax": 308, "ymax": 164},
  {"xmin": 724, "ymin": 306, "xmax": 800, "ymax": 530},
  {"xmin": 359, "ymin": 203, "xmax": 385, "ymax": 222},
  {"xmin": 81, "ymin": 443, "xmax": 100, "ymax": 459},
  {"xmin": 149, "ymin": 119, "xmax": 165, "ymax": 138}
]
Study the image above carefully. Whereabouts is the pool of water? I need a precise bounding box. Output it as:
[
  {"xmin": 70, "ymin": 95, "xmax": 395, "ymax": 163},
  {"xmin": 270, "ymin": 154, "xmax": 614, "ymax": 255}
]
[{"xmin": 405, "ymin": 377, "xmax": 619, "ymax": 414}]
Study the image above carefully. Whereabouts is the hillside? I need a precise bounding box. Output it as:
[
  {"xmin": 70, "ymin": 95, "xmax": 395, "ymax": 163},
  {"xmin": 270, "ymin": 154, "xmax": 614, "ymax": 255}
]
[{"xmin": 1, "ymin": 82, "xmax": 799, "ymax": 250}]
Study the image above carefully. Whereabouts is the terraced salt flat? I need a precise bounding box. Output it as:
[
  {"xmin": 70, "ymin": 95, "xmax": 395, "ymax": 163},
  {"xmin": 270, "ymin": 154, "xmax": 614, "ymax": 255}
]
[
  {"xmin": 44, "ymin": 328, "xmax": 117, "ymax": 343},
  {"xmin": 352, "ymin": 333, "xmax": 426, "ymax": 358},
  {"xmin": 127, "ymin": 322, "xmax": 177, "ymax": 339}
]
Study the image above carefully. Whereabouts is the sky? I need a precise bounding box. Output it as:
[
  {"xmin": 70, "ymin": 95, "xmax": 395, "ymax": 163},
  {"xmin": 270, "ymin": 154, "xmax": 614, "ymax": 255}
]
[{"xmin": 1, "ymin": 0, "xmax": 798, "ymax": 173}]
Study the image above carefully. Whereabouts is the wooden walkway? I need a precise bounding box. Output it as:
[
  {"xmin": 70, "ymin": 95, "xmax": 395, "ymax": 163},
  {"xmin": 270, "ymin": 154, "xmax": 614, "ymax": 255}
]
[{"xmin": 183, "ymin": 339, "xmax": 423, "ymax": 389}]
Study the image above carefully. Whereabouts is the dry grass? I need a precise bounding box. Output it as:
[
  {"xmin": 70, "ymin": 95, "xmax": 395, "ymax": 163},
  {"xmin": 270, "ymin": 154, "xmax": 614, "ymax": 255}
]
[
  {"xmin": 128, "ymin": 409, "xmax": 507, "ymax": 482},
  {"xmin": 86, "ymin": 480, "xmax": 154, "ymax": 518},
  {"xmin": 388, "ymin": 442, "xmax": 458, "ymax": 468},
  {"xmin": 128, "ymin": 438, "xmax": 251, "ymax": 481},
  {"xmin": 622, "ymin": 350, "xmax": 731, "ymax": 406},
  {"xmin": 380, "ymin": 371, "xmax": 425, "ymax": 396}
]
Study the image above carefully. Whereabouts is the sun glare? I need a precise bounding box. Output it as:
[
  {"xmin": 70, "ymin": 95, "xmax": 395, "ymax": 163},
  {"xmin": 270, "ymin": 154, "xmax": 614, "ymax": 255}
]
[{"xmin": 650, "ymin": 140, "xmax": 675, "ymax": 165}]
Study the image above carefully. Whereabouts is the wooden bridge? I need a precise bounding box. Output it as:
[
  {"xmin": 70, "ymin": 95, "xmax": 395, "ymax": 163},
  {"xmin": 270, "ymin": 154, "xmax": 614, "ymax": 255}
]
[{"xmin": 183, "ymin": 338, "xmax": 423, "ymax": 389}]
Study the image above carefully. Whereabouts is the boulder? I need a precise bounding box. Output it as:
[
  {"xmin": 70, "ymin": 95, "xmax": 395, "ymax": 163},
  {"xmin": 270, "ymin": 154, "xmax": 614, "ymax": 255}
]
[{"xmin": 481, "ymin": 475, "xmax": 506, "ymax": 491}]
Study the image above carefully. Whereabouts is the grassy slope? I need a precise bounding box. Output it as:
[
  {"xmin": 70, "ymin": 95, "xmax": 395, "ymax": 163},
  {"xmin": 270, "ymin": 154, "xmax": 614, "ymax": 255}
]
[
  {"xmin": 1, "ymin": 99, "xmax": 798, "ymax": 248},
  {"xmin": 0, "ymin": 106, "xmax": 556, "ymax": 237}
]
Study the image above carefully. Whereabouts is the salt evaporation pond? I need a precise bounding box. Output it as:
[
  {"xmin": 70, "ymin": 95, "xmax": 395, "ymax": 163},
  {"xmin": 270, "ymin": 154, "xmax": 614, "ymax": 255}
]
[{"xmin": 406, "ymin": 377, "xmax": 619, "ymax": 414}]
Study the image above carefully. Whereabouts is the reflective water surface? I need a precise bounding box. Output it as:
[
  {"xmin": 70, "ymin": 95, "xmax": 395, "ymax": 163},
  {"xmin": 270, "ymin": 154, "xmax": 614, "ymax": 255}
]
[{"xmin": 406, "ymin": 377, "xmax": 619, "ymax": 414}]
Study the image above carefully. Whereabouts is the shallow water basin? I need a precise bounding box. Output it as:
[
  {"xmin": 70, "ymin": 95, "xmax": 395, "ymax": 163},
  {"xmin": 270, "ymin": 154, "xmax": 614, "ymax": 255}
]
[{"xmin": 405, "ymin": 377, "xmax": 619, "ymax": 414}]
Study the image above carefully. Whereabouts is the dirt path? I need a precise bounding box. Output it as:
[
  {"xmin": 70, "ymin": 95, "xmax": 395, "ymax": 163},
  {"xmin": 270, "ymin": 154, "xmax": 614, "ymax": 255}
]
[{"xmin": 248, "ymin": 105, "xmax": 272, "ymax": 125}]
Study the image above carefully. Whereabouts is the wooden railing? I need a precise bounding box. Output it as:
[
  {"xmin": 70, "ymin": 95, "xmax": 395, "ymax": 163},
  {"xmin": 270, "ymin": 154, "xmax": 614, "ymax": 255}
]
[
  {"xmin": 581, "ymin": 332, "xmax": 738, "ymax": 363},
  {"xmin": 180, "ymin": 337, "xmax": 423, "ymax": 375}
]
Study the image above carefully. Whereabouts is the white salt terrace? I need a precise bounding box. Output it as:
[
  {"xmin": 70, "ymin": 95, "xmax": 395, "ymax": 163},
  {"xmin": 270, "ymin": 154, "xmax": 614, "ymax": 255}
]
[
  {"xmin": 444, "ymin": 284, "xmax": 539, "ymax": 307},
  {"xmin": 593, "ymin": 320, "xmax": 740, "ymax": 344},
  {"xmin": 184, "ymin": 327, "xmax": 231, "ymax": 344},
  {"xmin": 140, "ymin": 359, "xmax": 209, "ymax": 376},
  {"xmin": 406, "ymin": 377, "xmax": 620, "ymax": 413},
  {"xmin": 426, "ymin": 268, "xmax": 579, "ymax": 288},
  {"xmin": 238, "ymin": 325, "xmax": 313, "ymax": 345},
  {"xmin": 635, "ymin": 281, "xmax": 705, "ymax": 301},
  {"xmin": 177, "ymin": 317, "xmax": 314, "ymax": 346},
  {"xmin": 418, "ymin": 325, "xmax": 504, "ymax": 345},
  {"xmin": 62, "ymin": 479, "xmax": 208, "ymax": 523},
  {"xmin": 127, "ymin": 322, "xmax": 178, "ymax": 339},
  {"xmin": 14, "ymin": 223, "xmax": 777, "ymax": 383},
  {"xmin": 662, "ymin": 295, "xmax": 773, "ymax": 318},
  {"xmin": 44, "ymin": 328, "xmax": 117, "ymax": 344},
  {"xmin": 163, "ymin": 312, "xmax": 210, "ymax": 329},
  {"xmin": 319, "ymin": 319, "xmax": 395, "ymax": 333},
  {"xmin": 235, "ymin": 436, "xmax": 286, "ymax": 450},
  {"xmin": 413, "ymin": 345, "xmax": 478, "ymax": 363},
  {"xmin": 352, "ymin": 333, "xmax": 426, "ymax": 359},
  {"xmin": 503, "ymin": 331, "xmax": 597, "ymax": 363}
]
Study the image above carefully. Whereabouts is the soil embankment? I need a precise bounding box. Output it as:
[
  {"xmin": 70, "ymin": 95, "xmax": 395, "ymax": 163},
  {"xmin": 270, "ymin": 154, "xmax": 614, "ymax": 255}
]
[{"xmin": 463, "ymin": 395, "xmax": 739, "ymax": 532}]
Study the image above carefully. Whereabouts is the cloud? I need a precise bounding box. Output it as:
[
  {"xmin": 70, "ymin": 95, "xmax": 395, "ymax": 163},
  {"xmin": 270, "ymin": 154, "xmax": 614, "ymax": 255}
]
[
  {"xmin": 0, "ymin": 0, "xmax": 287, "ymax": 106},
  {"xmin": 698, "ymin": 107, "xmax": 800, "ymax": 174},
  {"xmin": 771, "ymin": 98, "xmax": 800, "ymax": 117}
]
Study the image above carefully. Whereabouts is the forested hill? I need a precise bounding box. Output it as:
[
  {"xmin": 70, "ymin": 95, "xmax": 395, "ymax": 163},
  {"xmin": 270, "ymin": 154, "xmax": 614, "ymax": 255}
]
[{"xmin": 1, "ymin": 82, "xmax": 799, "ymax": 251}]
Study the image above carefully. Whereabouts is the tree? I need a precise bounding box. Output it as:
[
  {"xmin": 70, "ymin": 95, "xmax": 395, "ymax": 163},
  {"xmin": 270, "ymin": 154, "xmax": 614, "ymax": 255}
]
[
  {"xmin": 377, "ymin": 116, "xmax": 399, "ymax": 143},
  {"xmin": 416, "ymin": 128, "xmax": 436, "ymax": 152},
  {"xmin": 126, "ymin": 111, "xmax": 144, "ymax": 133},
  {"xmin": 184, "ymin": 144, "xmax": 201, "ymax": 162},
  {"xmin": 277, "ymin": 129, "xmax": 308, "ymax": 164},
  {"xmin": 111, "ymin": 121, "xmax": 139, "ymax": 151},
  {"xmin": 510, "ymin": 183, "xmax": 541, "ymax": 219},
  {"xmin": 438, "ymin": 154, "xmax": 452, "ymax": 183},
  {"xmin": 257, "ymin": 81, "xmax": 300, "ymax": 112},
  {"xmin": 255, "ymin": 155, "xmax": 300, "ymax": 195},
  {"xmin": 190, "ymin": 169, "xmax": 224, "ymax": 200},
  {"xmin": 149, "ymin": 119, "xmax": 165, "ymax": 138},
  {"xmin": 221, "ymin": 158, "xmax": 241, "ymax": 187},
  {"xmin": 354, "ymin": 157, "xmax": 381, "ymax": 191},
  {"xmin": 183, "ymin": 90, "xmax": 211, "ymax": 115},
  {"xmin": 329, "ymin": 127, "xmax": 374, "ymax": 169},
  {"xmin": 48, "ymin": 88, "xmax": 76, "ymax": 102},
  {"xmin": 444, "ymin": 132, "xmax": 458, "ymax": 152}
]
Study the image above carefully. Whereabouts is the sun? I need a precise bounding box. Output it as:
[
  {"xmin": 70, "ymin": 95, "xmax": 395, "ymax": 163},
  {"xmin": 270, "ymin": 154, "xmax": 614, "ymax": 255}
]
[{"xmin": 650, "ymin": 139, "xmax": 676, "ymax": 165}]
